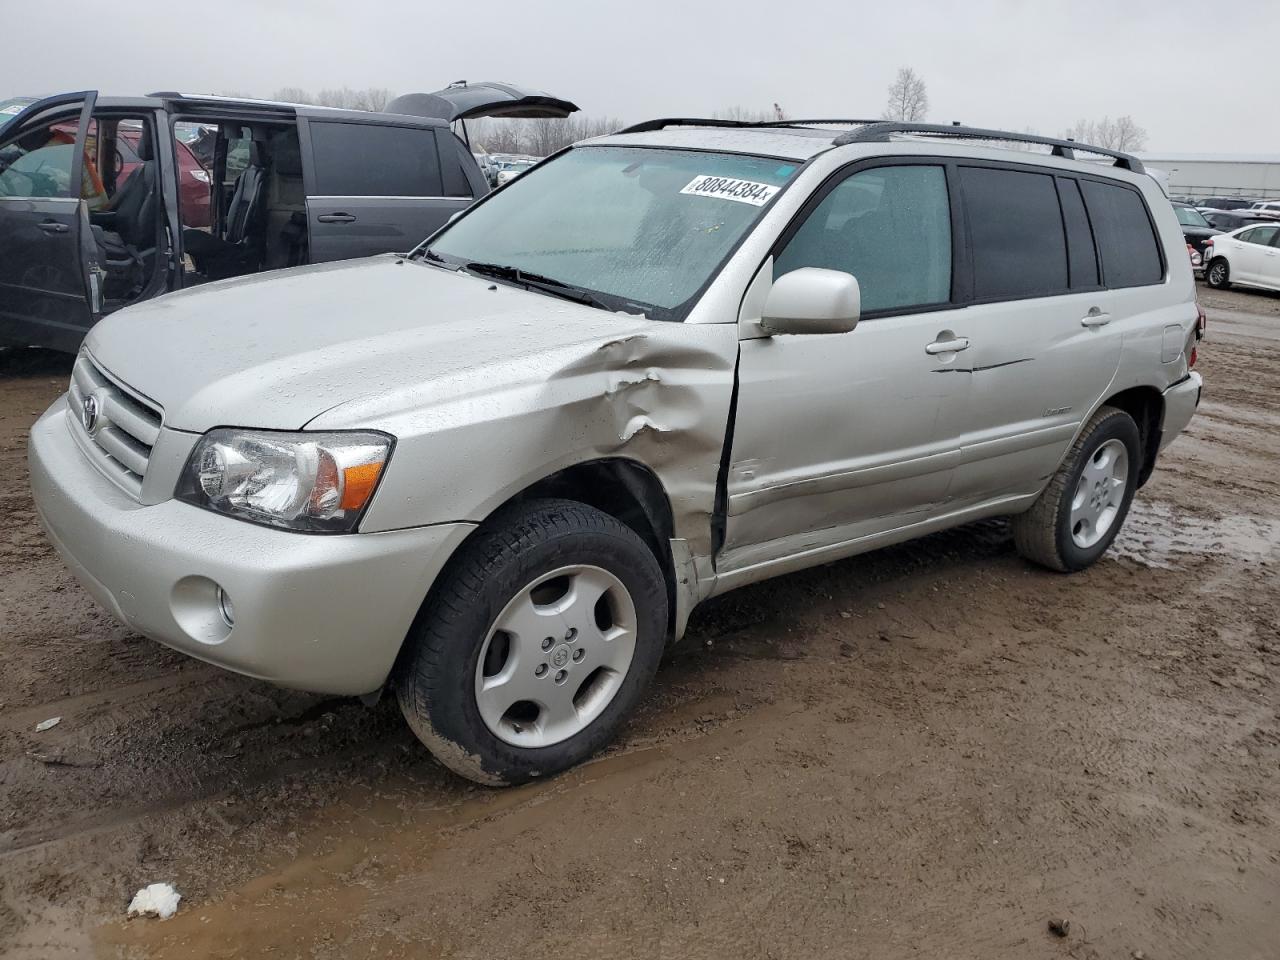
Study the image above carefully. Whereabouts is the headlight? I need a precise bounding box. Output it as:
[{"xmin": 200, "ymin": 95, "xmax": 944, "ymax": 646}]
[{"xmin": 175, "ymin": 429, "xmax": 393, "ymax": 533}]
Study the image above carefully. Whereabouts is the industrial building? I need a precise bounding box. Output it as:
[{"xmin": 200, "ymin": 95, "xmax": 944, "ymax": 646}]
[{"xmin": 1138, "ymin": 153, "xmax": 1280, "ymax": 200}]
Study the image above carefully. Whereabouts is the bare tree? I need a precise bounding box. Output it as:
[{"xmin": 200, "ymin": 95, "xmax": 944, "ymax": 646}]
[
  {"xmin": 471, "ymin": 115, "xmax": 624, "ymax": 157},
  {"xmin": 713, "ymin": 105, "xmax": 788, "ymax": 123},
  {"xmin": 1063, "ymin": 115, "xmax": 1147, "ymax": 152},
  {"xmin": 305, "ymin": 87, "xmax": 397, "ymax": 112},
  {"xmin": 351, "ymin": 88, "xmax": 395, "ymax": 112},
  {"xmin": 272, "ymin": 87, "xmax": 313, "ymax": 105},
  {"xmin": 881, "ymin": 67, "xmax": 928, "ymax": 122}
]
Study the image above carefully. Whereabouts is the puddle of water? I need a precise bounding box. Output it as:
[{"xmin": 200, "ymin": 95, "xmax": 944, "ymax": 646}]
[{"xmin": 1111, "ymin": 499, "xmax": 1279, "ymax": 570}]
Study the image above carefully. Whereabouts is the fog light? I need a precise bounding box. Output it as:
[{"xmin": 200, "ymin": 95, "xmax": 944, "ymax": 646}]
[{"xmin": 217, "ymin": 587, "xmax": 235, "ymax": 628}]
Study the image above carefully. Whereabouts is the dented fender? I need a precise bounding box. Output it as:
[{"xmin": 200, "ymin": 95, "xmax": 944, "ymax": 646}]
[{"xmin": 317, "ymin": 322, "xmax": 740, "ymax": 586}]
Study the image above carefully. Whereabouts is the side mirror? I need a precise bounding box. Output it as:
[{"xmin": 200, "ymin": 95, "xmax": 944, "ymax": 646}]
[{"xmin": 760, "ymin": 268, "xmax": 861, "ymax": 336}]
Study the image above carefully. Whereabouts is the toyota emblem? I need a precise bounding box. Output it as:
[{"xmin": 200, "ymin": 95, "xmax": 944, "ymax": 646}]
[{"xmin": 81, "ymin": 395, "xmax": 99, "ymax": 433}]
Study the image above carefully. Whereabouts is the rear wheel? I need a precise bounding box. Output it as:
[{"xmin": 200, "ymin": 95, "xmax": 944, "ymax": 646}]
[
  {"xmin": 396, "ymin": 499, "xmax": 668, "ymax": 785},
  {"xmin": 1205, "ymin": 257, "xmax": 1231, "ymax": 289},
  {"xmin": 1012, "ymin": 406, "xmax": 1141, "ymax": 572}
]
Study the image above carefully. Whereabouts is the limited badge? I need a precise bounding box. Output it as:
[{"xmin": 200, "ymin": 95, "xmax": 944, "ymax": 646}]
[{"xmin": 680, "ymin": 175, "xmax": 780, "ymax": 207}]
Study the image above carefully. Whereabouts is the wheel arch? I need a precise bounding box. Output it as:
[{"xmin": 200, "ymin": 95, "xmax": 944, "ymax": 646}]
[
  {"xmin": 1097, "ymin": 384, "xmax": 1164, "ymax": 488},
  {"xmin": 390, "ymin": 457, "xmax": 680, "ymax": 690}
]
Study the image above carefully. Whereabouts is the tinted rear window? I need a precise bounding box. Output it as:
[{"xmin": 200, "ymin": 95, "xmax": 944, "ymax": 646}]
[
  {"xmin": 309, "ymin": 122, "xmax": 442, "ymax": 197},
  {"xmin": 960, "ymin": 166, "xmax": 1067, "ymax": 300},
  {"xmin": 1080, "ymin": 180, "xmax": 1163, "ymax": 288}
]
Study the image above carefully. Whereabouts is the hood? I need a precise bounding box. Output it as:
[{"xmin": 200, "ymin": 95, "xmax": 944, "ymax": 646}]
[
  {"xmin": 1180, "ymin": 224, "xmax": 1216, "ymax": 240},
  {"xmin": 85, "ymin": 257, "xmax": 652, "ymax": 433},
  {"xmin": 385, "ymin": 81, "xmax": 578, "ymax": 122}
]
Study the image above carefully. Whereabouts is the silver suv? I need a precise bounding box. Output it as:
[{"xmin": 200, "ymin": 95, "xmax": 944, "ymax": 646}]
[{"xmin": 29, "ymin": 120, "xmax": 1204, "ymax": 785}]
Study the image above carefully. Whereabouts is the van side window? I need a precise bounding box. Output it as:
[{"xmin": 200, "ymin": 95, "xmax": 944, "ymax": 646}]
[
  {"xmin": 959, "ymin": 166, "xmax": 1067, "ymax": 300},
  {"xmin": 775, "ymin": 164, "xmax": 951, "ymax": 314},
  {"xmin": 0, "ymin": 119, "xmax": 79, "ymax": 199},
  {"xmin": 1079, "ymin": 180, "xmax": 1163, "ymax": 288},
  {"xmin": 438, "ymin": 132, "xmax": 474, "ymax": 198},
  {"xmin": 1056, "ymin": 177, "xmax": 1100, "ymax": 289},
  {"xmin": 309, "ymin": 122, "xmax": 443, "ymax": 197}
]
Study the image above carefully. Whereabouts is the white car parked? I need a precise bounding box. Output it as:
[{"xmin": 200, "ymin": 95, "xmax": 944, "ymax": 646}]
[{"xmin": 1204, "ymin": 223, "xmax": 1280, "ymax": 292}]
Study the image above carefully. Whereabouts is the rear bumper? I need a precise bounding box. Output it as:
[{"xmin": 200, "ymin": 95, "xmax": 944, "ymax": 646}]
[
  {"xmin": 29, "ymin": 402, "xmax": 474, "ymax": 695},
  {"xmin": 1158, "ymin": 371, "xmax": 1202, "ymax": 452}
]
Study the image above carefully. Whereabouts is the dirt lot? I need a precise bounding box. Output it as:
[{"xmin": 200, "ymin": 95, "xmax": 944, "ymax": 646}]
[{"xmin": 2, "ymin": 285, "xmax": 1278, "ymax": 960}]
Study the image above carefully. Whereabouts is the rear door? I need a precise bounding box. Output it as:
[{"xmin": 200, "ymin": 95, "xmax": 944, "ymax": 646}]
[
  {"xmin": 1260, "ymin": 226, "xmax": 1280, "ymax": 288},
  {"xmin": 0, "ymin": 91, "xmax": 100, "ymax": 351},
  {"xmin": 944, "ymin": 165, "xmax": 1125, "ymax": 505},
  {"xmin": 1234, "ymin": 226, "xmax": 1279, "ymax": 284},
  {"xmin": 302, "ymin": 119, "xmax": 467, "ymax": 262}
]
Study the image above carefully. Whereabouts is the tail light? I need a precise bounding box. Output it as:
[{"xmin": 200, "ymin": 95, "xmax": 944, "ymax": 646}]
[{"xmin": 1189, "ymin": 345, "xmax": 1198, "ymax": 368}]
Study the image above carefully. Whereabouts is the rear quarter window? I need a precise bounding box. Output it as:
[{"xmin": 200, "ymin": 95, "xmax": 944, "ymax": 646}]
[
  {"xmin": 1080, "ymin": 180, "xmax": 1164, "ymax": 288},
  {"xmin": 309, "ymin": 122, "xmax": 443, "ymax": 197}
]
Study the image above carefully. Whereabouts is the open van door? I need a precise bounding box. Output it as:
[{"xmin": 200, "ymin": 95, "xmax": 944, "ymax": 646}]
[{"xmin": 0, "ymin": 91, "xmax": 101, "ymax": 351}]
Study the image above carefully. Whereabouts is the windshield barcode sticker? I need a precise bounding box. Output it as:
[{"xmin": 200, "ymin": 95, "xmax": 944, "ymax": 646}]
[{"xmin": 680, "ymin": 175, "xmax": 780, "ymax": 206}]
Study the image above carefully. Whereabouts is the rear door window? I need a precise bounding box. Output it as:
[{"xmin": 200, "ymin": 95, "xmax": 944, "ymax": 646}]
[
  {"xmin": 1079, "ymin": 179, "xmax": 1164, "ymax": 288},
  {"xmin": 1240, "ymin": 225, "xmax": 1278, "ymax": 246},
  {"xmin": 775, "ymin": 164, "xmax": 952, "ymax": 314},
  {"xmin": 309, "ymin": 122, "xmax": 442, "ymax": 197},
  {"xmin": 959, "ymin": 165, "xmax": 1068, "ymax": 300}
]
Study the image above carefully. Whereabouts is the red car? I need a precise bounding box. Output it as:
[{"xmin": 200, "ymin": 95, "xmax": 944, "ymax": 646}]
[
  {"xmin": 44, "ymin": 121, "xmax": 212, "ymax": 227},
  {"xmin": 119, "ymin": 129, "xmax": 210, "ymax": 228}
]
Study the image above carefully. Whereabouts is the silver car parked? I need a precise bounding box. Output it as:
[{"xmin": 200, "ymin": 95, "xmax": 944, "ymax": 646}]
[{"xmin": 29, "ymin": 120, "xmax": 1203, "ymax": 785}]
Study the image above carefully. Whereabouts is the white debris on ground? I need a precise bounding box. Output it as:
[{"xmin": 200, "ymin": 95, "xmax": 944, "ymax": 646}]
[
  {"xmin": 34, "ymin": 717, "xmax": 61, "ymax": 732},
  {"xmin": 127, "ymin": 883, "xmax": 182, "ymax": 920}
]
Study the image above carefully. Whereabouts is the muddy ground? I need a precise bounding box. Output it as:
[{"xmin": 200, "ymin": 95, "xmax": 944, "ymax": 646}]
[{"xmin": 1, "ymin": 285, "xmax": 1278, "ymax": 960}]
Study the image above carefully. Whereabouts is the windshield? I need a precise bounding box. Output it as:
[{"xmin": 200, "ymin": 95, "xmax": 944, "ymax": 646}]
[
  {"xmin": 422, "ymin": 145, "xmax": 799, "ymax": 320},
  {"xmin": 1174, "ymin": 204, "xmax": 1210, "ymax": 228}
]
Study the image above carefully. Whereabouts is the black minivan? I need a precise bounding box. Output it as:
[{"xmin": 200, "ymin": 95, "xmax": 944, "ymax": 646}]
[{"xmin": 0, "ymin": 83, "xmax": 575, "ymax": 352}]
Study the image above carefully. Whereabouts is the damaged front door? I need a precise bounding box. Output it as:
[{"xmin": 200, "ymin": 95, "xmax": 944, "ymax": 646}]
[
  {"xmin": 720, "ymin": 162, "xmax": 969, "ymax": 575},
  {"xmin": 0, "ymin": 91, "xmax": 100, "ymax": 350}
]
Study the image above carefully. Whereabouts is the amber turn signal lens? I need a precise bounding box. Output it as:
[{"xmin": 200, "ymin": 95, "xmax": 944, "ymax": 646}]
[{"xmin": 341, "ymin": 461, "xmax": 385, "ymax": 511}]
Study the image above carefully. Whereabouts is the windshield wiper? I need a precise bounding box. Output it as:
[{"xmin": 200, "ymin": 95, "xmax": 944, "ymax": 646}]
[{"xmin": 462, "ymin": 261, "xmax": 616, "ymax": 312}]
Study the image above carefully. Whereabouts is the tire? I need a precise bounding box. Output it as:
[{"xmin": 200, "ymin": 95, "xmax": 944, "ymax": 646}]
[
  {"xmin": 396, "ymin": 498, "xmax": 668, "ymax": 785},
  {"xmin": 1011, "ymin": 406, "xmax": 1141, "ymax": 573},
  {"xmin": 1205, "ymin": 257, "xmax": 1231, "ymax": 289}
]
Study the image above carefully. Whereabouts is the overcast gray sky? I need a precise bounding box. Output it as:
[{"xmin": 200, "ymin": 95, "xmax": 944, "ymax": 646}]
[{"xmin": 13, "ymin": 0, "xmax": 1279, "ymax": 153}]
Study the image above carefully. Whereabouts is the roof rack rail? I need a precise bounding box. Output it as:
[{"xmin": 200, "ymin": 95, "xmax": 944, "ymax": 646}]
[
  {"xmin": 833, "ymin": 122, "xmax": 1145, "ymax": 173},
  {"xmin": 617, "ymin": 117, "xmax": 880, "ymax": 135}
]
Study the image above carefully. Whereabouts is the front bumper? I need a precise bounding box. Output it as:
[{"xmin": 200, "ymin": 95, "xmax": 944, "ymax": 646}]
[
  {"xmin": 1158, "ymin": 371, "xmax": 1203, "ymax": 452},
  {"xmin": 29, "ymin": 402, "xmax": 474, "ymax": 695}
]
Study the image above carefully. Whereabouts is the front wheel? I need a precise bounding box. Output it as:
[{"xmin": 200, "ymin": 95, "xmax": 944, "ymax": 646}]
[
  {"xmin": 396, "ymin": 499, "xmax": 668, "ymax": 785},
  {"xmin": 1012, "ymin": 406, "xmax": 1141, "ymax": 572},
  {"xmin": 1205, "ymin": 257, "xmax": 1231, "ymax": 289}
]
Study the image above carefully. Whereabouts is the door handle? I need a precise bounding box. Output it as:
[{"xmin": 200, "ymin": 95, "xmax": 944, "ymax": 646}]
[
  {"xmin": 316, "ymin": 213, "xmax": 356, "ymax": 224},
  {"xmin": 38, "ymin": 220, "xmax": 69, "ymax": 234},
  {"xmin": 1081, "ymin": 308, "xmax": 1112, "ymax": 328},
  {"xmin": 925, "ymin": 336, "xmax": 970, "ymax": 355}
]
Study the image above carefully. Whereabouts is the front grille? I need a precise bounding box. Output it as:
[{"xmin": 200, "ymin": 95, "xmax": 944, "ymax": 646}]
[{"xmin": 67, "ymin": 353, "xmax": 163, "ymax": 498}]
